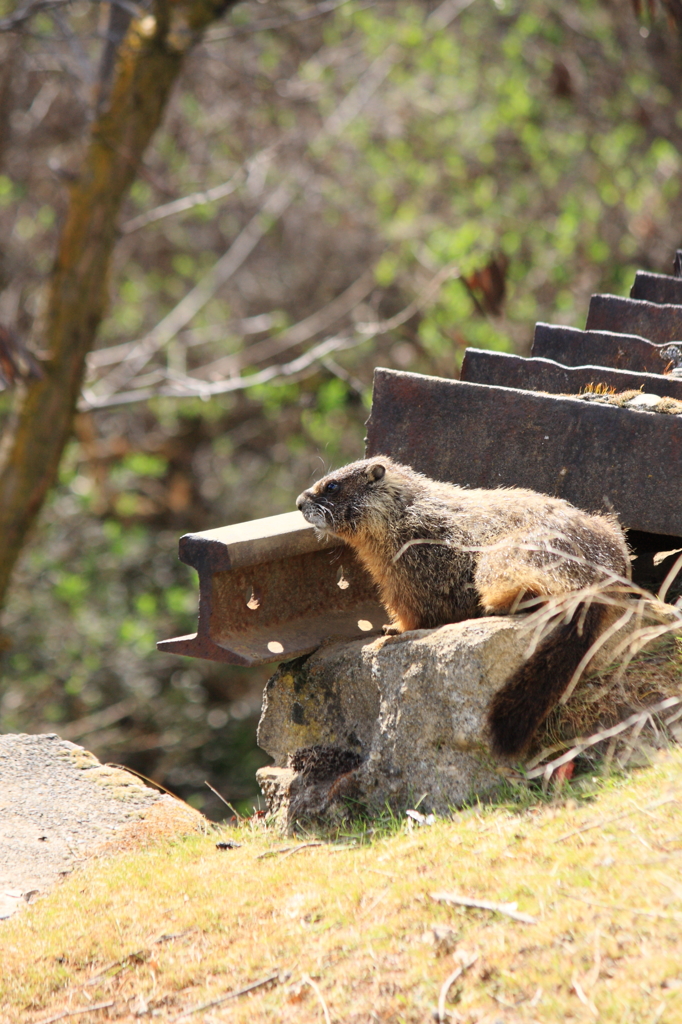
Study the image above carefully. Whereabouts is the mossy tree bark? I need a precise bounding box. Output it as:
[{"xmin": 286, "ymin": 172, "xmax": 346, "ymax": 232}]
[{"xmin": 0, "ymin": 0, "xmax": 237, "ymax": 610}]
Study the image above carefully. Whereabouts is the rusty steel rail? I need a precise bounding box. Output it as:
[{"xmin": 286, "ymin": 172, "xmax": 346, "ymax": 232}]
[
  {"xmin": 157, "ymin": 512, "xmax": 383, "ymax": 666},
  {"xmin": 460, "ymin": 349, "xmax": 682, "ymax": 400},
  {"xmin": 631, "ymin": 270, "xmax": 682, "ymax": 305},
  {"xmin": 160, "ymin": 256, "xmax": 682, "ymax": 665},
  {"xmin": 531, "ymin": 322, "xmax": 682, "ymax": 373},
  {"xmin": 365, "ymin": 370, "xmax": 682, "ymax": 538},
  {"xmin": 586, "ymin": 294, "xmax": 682, "ymax": 344}
]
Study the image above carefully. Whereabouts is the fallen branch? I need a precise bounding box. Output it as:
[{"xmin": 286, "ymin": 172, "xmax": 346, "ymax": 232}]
[
  {"xmin": 572, "ymin": 974, "xmax": 597, "ymax": 1017},
  {"xmin": 84, "ymin": 950, "xmax": 152, "ymax": 986},
  {"xmin": 172, "ymin": 971, "xmax": 281, "ymax": 1021},
  {"xmin": 36, "ymin": 1002, "xmax": 114, "ymax": 1024},
  {"xmin": 437, "ymin": 955, "xmax": 479, "ymax": 1023},
  {"xmin": 301, "ymin": 974, "xmax": 332, "ymax": 1024},
  {"xmin": 431, "ymin": 892, "xmax": 536, "ymax": 924},
  {"xmin": 256, "ymin": 842, "xmax": 323, "ymax": 860}
]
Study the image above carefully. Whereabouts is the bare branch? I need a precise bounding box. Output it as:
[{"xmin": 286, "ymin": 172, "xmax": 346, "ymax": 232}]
[
  {"xmin": 87, "ymin": 313, "xmax": 278, "ymax": 369},
  {"xmin": 432, "ymin": 892, "xmax": 536, "ymax": 923},
  {"xmin": 87, "ymin": 0, "xmax": 477, "ymax": 407},
  {"xmin": 188, "ymin": 266, "xmax": 376, "ymax": 381},
  {"xmin": 121, "ymin": 169, "xmax": 243, "ymax": 233},
  {"xmin": 90, "ymin": 42, "xmax": 404, "ymax": 401},
  {"xmin": 301, "ymin": 974, "xmax": 332, "ymax": 1024},
  {"xmin": 0, "ymin": 0, "xmax": 72, "ymax": 33},
  {"xmin": 206, "ymin": 0, "xmax": 357, "ymax": 41},
  {"xmin": 81, "ymin": 259, "xmax": 462, "ymax": 409},
  {"xmin": 354, "ymin": 262, "xmax": 460, "ymax": 336},
  {"xmin": 80, "ymin": 331, "xmax": 360, "ymax": 410},
  {"xmin": 91, "ymin": 177, "xmax": 302, "ymax": 403}
]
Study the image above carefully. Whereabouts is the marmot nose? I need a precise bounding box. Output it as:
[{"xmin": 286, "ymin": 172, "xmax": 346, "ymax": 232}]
[{"xmin": 296, "ymin": 491, "xmax": 307, "ymax": 510}]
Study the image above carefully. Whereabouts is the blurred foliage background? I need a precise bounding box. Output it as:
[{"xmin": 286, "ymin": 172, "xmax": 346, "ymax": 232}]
[{"xmin": 0, "ymin": 0, "xmax": 680, "ymax": 817}]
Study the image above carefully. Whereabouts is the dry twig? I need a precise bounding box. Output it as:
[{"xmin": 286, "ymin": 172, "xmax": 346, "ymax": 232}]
[
  {"xmin": 431, "ymin": 892, "xmax": 536, "ymax": 924},
  {"xmin": 256, "ymin": 842, "xmax": 323, "ymax": 860},
  {"xmin": 524, "ymin": 696, "xmax": 682, "ymax": 783},
  {"xmin": 301, "ymin": 974, "xmax": 332, "ymax": 1024},
  {"xmin": 561, "ymin": 889, "xmax": 681, "ymax": 920},
  {"xmin": 172, "ymin": 971, "xmax": 281, "ymax": 1021},
  {"xmin": 35, "ymin": 1002, "xmax": 115, "ymax": 1024},
  {"xmin": 121, "ymin": 173, "xmax": 243, "ymax": 234},
  {"xmin": 204, "ymin": 780, "xmax": 242, "ymax": 821},
  {"xmin": 437, "ymin": 955, "xmax": 478, "ymax": 1022}
]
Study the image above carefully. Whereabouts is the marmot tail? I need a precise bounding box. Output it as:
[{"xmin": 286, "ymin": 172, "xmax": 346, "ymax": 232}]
[{"xmin": 487, "ymin": 601, "xmax": 609, "ymax": 758}]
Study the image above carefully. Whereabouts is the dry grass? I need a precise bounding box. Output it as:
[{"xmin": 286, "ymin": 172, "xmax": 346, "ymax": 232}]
[
  {"xmin": 89, "ymin": 796, "xmax": 209, "ymax": 857},
  {"xmin": 5, "ymin": 742, "xmax": 682, "ymax": 1024},
  {"xmin": 3, "ymin": 606, "xmax": 681, "ymax": 1024},
  {"xmin": 536, "ymin": 630, "xmax": 682, "ymax": 764},
  {"xmin": 569, "ymin": 388, "xmax": 682, "ymax": 415}
]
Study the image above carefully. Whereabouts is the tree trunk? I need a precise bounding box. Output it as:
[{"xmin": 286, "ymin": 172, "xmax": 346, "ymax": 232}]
[{"xmin": 0, "ymin": 0, "xmax": 237, "ymax": 609}]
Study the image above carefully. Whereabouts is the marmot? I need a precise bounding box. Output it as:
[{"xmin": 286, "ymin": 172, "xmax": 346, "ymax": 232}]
[{"xmin": 296, "ymin": 457, "xmax": 631, "ymax": 758}]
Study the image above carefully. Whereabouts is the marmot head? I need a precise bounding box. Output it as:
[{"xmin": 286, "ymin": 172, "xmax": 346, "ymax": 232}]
[{"xmin": 296, "ymin": 456, "xmax": 417, "ymax": 539}]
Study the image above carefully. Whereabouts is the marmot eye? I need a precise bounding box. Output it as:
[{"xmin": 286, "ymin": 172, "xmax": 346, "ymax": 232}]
[{"xmin": 325, "ymin": 481, "xmax": 339, "ymax": 493}]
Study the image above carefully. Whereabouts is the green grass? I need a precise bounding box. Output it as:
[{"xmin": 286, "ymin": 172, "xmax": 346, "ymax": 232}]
[{"xmin": 5, "ymin": 749, "xmax": 682, "ymax": 1023}]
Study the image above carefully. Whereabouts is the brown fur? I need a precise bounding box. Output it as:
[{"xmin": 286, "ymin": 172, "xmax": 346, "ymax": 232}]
[{"xmin": 296, "ymin": 457, "xmax": 632, "ymax": 758}]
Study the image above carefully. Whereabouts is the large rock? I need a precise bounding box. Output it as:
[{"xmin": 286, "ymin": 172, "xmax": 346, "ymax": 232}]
[
  {"xmin": 256, "ymin": 617, "xmax": 529, "ymax": 826},
  {"xmin": 256, "ymin": 606, "xmax": 676, "ymax": 828}
]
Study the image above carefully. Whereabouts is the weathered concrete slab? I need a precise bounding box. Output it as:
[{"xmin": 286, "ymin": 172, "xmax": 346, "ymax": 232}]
[
  {"xmin": 531, "ymin": 322, "xmax": 680, "ymax": 374},
  {"xmin": 586, "ymin": 294, "xmax": 682, "ymax": 345},
  {"xmin": 0, "ymin": 734, "xmax": 204, "ymax": 920},
  {"xmin": 365, "ymin": 369, "xmax": 682, "ymax": 536},
  {"xmin": 460, "ymin": 349, "xmax": 682, "ymax": 400}
]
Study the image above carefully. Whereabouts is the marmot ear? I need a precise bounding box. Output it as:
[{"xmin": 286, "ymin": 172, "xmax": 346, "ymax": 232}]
[{"xmin": 369, "ymin": 463, "xmax": 385, "ymax": 482}]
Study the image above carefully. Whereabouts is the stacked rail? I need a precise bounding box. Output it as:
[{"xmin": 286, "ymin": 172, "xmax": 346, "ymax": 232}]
[{"xmin": 160, "ymin": 256, "xmax": 682, "ymax": 666}]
